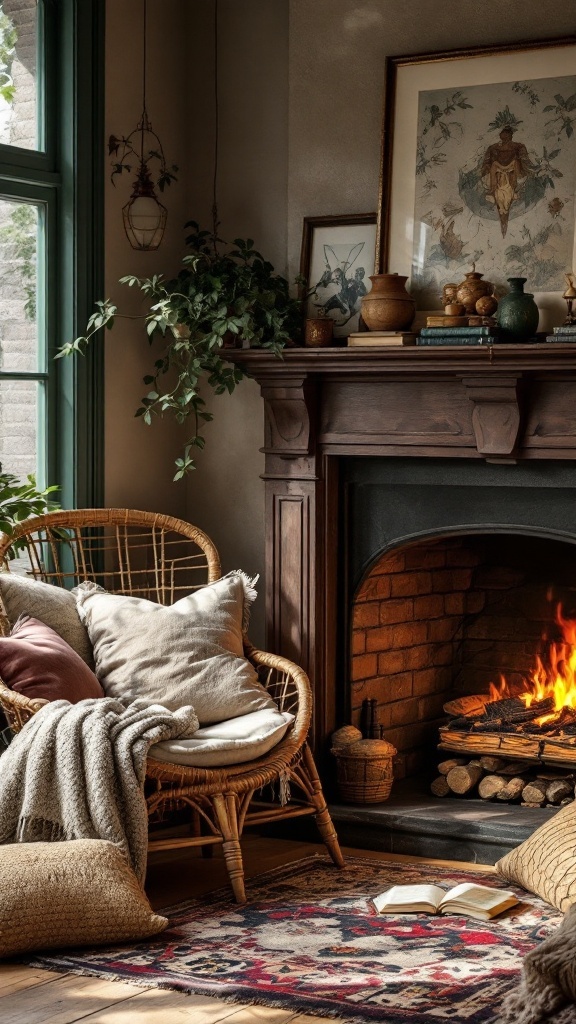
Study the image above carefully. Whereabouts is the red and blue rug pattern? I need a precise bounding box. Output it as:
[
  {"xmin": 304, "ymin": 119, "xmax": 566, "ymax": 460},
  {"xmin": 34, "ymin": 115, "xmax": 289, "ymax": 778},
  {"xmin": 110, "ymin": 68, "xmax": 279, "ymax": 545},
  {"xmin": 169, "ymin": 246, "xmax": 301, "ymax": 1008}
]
[{"xmin": 27, "ymin": 855, "xmax": 564, "ymax": 1023}]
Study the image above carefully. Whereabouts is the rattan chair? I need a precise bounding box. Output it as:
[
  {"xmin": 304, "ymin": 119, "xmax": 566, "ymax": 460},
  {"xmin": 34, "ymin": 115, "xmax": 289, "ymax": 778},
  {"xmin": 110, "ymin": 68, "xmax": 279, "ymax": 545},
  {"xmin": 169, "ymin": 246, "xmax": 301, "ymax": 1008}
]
[{"xmin": 0, "ymin": 508, "xmax": 343, "ymax": 902}]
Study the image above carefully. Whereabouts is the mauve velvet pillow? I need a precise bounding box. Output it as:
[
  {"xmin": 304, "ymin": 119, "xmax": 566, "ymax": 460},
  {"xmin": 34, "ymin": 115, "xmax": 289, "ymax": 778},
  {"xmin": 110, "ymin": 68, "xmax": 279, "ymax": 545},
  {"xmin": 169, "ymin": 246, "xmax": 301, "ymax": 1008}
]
[{"xmin": 0, "ymin": 615, "xmax": 104, "ymax": 703}]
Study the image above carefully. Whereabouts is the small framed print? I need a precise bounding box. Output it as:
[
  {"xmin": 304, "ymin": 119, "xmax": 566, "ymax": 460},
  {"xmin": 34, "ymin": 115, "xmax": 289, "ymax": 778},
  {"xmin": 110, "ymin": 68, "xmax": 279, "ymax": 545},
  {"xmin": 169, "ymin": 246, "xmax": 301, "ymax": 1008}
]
[{"xmin": 299, "ymin": 213, "xmax": 377, "ymax": 338}]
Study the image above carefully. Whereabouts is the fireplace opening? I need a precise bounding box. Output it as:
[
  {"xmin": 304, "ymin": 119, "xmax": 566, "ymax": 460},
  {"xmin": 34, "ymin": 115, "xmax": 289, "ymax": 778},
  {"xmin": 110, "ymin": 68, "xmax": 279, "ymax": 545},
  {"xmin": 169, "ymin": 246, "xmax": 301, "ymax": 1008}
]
[{"xmin": 350, "ymin": 532, "xmax": 576, "ymax": 783}]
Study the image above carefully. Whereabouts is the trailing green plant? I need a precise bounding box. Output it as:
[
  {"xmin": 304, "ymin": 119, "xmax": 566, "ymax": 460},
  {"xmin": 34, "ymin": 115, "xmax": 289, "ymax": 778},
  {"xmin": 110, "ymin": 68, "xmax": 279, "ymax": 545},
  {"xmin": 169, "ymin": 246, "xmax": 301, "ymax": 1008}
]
[
  {"xmin": 0, "ymin": 471, "xmax": 59, "ymax": 555},
  {"xmin": 59, "ymin": 223, "xmax": 302, "ymax": 479},
  {"xmin": 0, "ymin": 204, "xmax": 37, "ymax": 320},
  {"xmin": 0, "ymin": 9, "xmax": 17, "ymax": 106}
]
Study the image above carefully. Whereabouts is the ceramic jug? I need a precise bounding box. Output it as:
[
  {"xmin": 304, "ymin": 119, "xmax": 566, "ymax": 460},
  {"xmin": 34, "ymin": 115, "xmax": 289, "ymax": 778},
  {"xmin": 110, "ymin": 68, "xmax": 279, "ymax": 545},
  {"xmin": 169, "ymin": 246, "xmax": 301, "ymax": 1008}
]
[
  {"xmin": 496, "ymin": 278, "xmax": 539, "ymax": 342},
  {"xmin": 360, "ymin": 273, "xmax": 415, "ymax": 332}
]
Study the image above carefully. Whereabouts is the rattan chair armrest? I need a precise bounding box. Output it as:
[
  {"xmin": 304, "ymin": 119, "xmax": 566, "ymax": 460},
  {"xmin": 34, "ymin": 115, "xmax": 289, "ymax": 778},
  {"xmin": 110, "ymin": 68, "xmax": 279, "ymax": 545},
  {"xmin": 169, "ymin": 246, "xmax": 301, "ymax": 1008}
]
[
  {"xmin": 0, "ymin": 678, "xmax": 48, "ymax": 732},
  {"xmin": 244, "ymin": 641, "xmax": 312, "ymax": 751}
]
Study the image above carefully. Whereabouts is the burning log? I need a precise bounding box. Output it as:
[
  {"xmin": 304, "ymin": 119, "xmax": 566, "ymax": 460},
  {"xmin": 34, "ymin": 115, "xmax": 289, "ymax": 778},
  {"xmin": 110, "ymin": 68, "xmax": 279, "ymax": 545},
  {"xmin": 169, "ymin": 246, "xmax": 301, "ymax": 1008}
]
[{"xmin": 482, "ymin": 697, "xmax": 527, "ymax": 720}]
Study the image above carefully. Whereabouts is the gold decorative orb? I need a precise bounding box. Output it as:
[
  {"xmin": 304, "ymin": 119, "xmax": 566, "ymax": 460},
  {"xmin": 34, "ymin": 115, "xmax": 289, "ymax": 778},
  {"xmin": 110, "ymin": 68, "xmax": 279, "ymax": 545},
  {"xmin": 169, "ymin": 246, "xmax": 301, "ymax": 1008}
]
[{"xmin": 475, "ymin": 294, "xmax": 498, "ymax": 317}]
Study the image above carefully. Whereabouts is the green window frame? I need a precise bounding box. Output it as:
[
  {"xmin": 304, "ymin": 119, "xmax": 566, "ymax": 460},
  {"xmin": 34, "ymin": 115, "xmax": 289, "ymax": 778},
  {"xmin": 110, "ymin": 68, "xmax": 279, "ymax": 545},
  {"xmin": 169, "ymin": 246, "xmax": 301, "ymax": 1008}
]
[{"xmin": 0, "ymin": 0, "xmax": 104, "ymax": 509}]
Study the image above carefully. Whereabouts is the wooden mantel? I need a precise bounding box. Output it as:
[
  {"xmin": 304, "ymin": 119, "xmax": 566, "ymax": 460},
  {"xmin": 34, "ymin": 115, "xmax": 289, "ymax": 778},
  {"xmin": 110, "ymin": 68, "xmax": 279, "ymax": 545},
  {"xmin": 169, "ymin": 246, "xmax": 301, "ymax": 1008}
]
[{"xmin": 226, "ymin": 345, "xmax": 576, "ymax": 752}]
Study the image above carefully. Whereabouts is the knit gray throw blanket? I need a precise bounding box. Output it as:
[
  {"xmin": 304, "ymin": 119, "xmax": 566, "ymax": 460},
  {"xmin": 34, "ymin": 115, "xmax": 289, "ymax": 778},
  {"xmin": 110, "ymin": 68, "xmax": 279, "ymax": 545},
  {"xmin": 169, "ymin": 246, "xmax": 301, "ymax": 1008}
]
[{"xmin": 0, "ymin": 698, "xmax": 199, "ymax": 885}]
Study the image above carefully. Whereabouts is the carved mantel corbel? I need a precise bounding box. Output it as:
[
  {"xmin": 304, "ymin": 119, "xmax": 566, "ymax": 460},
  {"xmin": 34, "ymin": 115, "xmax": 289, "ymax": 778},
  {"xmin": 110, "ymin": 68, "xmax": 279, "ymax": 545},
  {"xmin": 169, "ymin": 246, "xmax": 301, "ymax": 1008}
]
[
  {"xmin": 461, "ymin": 375, "xmax": 524, "ymax": 458},
  {"xmin": 259, "ymin": 375, "xmax": 317, "ymax": 456}
]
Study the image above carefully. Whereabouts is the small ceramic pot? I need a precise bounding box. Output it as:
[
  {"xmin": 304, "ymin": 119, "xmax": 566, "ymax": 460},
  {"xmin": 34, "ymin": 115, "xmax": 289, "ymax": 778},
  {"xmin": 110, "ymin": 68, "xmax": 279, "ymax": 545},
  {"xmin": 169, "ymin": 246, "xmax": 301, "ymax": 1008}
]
[
  {"xmin": 456, "ymin": 270, "xmax": 493, "ymax": 314},
  {"xmin": 444, "ymin": 302, "xmax": 466, "ymax": 317},
  {"xmin": 305, "ymin": 317, "xmax": 334, "ymax": 346},
  {"xmin": 361, "ymin": 274, "xmax": 415, "ymax": 332}
]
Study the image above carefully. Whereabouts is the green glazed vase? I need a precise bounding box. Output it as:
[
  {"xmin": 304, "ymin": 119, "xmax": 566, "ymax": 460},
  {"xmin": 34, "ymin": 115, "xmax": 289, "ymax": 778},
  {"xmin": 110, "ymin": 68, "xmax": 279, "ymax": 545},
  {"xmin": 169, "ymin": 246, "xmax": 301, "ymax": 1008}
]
[{"xmin": 496, "ymin": 277, "xmax": 539, "ymax": 342}]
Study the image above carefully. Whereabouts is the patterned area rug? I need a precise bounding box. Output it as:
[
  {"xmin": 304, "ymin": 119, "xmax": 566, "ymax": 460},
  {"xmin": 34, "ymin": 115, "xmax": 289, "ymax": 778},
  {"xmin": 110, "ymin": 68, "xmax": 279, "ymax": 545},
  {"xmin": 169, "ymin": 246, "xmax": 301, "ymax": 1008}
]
[{"xmin": 28, "ymin": 855, "xmax": 567, "ymax": 1023}]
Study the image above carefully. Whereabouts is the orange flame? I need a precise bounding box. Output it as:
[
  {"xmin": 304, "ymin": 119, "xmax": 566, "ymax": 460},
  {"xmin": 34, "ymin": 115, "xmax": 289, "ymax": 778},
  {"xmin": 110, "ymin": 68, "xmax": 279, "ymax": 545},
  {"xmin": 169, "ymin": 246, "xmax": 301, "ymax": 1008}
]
[{"xmin": 487, "ymin": 603, "xmax": 576, "ymax": 724}]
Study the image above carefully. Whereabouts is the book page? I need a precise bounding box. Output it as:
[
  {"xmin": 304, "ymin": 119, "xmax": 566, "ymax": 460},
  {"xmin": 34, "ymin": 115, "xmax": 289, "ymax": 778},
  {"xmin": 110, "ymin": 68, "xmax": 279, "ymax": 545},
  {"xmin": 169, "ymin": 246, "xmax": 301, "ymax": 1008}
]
[
  {"xmin": 440, "ymin": 883, "xmax": 516, "ymax": 910},
  {"xmin": 373, "ymin": 884, "xmax": 446, "ymax": 912}
]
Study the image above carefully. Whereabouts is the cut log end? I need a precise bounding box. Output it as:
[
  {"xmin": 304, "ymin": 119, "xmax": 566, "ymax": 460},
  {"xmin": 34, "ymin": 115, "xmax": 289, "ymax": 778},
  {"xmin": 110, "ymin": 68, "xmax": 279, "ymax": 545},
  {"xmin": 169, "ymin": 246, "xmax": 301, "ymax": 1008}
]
[{"xmin": 446, "ymin": 764, "xmax": 483, "ymax": 795}]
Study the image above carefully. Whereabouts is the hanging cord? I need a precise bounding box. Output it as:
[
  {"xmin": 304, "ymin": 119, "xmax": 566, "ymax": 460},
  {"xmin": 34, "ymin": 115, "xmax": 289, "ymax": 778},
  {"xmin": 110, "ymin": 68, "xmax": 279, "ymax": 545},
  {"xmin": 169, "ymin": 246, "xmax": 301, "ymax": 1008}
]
[
  {"xmin": 142, "ymin": 0, "xmax": 147, "ymax": 115},
  {"xmin": 211, "ymin": 0, "xmax": 219, "ymax": 248},
  {"xmin": 139, "ymin": 0, "xmax": 148, "ymax": 166}
]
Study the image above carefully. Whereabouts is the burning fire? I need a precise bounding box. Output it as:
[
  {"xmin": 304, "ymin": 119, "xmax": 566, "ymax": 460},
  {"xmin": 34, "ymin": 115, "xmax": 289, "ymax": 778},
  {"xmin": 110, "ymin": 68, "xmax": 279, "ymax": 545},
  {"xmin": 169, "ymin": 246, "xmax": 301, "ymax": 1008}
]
[{"xmin": 488, "ymin": 604, "xmax": 576, "ymax": 725}]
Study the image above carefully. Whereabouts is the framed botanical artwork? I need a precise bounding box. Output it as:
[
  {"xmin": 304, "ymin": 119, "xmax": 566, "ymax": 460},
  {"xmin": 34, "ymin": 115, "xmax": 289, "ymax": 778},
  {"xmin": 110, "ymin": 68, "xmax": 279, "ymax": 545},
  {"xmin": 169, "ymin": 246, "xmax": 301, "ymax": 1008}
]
[
  {"xmin": 299, "ymin": 213, "xmax": 377, "ymax": 338},
  {"xmin": 376, "ymin": 38, "xmax": 576, "ymax": 330}
]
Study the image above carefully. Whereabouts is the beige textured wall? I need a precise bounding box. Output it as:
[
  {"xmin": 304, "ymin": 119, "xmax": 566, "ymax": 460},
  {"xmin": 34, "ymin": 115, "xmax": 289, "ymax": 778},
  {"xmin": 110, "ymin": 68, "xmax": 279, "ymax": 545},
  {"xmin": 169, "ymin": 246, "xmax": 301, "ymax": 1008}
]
[
  {"xmin": 104, "ymin": 0, "xmax": 192, "ymax": 517},
  {"xmin": 184, "ymin": 0, "xmax": 289, "ymax": 640},
  {"xmin": 103, "ymin": 0, "xmax": 575, "ymax": 637}
]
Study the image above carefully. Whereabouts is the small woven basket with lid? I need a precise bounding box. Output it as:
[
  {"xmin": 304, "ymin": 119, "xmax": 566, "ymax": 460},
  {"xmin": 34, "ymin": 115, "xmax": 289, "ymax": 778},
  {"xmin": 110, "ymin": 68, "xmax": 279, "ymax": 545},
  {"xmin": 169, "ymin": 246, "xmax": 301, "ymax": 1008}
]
[{"xmin": 331, "ymin": 738, "xmax": 396, "ymax": 804}]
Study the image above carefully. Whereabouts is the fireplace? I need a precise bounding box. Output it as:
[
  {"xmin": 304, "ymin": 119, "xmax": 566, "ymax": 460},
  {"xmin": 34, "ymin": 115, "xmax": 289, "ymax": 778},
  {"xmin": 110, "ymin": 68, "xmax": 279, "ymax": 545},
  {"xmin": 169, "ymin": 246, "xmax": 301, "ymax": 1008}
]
[
  {"xmin": 349, "ymin": 529, "xmax": 576, "ymax": 779},
  {"xmin": 227, "ymin": 346, "xmax": 576, "ymax": 858}
]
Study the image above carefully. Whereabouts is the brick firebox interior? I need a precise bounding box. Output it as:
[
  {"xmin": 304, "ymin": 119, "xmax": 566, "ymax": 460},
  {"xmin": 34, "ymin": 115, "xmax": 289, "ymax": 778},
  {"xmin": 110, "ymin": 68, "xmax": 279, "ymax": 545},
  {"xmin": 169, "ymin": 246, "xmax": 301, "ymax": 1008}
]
[{"xmin": 350, "ymin": 535, "xmax": 576, "ymax": 779}]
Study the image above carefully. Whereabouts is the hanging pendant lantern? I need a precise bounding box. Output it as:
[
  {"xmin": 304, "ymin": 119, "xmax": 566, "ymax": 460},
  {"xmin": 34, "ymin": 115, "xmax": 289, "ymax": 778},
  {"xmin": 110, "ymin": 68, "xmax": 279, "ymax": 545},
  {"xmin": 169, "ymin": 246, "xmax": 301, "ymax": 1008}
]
[
  {"xmin": 110, "ymin": 0, "xmax": 177, "ymax": 252},
  {"xmin": 122, "ymin": 160, "xmax": 167, "ymax": 251}
]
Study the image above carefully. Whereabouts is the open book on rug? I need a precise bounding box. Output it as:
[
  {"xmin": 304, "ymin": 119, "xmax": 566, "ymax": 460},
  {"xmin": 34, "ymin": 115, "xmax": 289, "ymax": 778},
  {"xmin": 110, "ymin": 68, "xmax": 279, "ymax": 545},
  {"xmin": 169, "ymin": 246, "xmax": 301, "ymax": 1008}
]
[{"xmin": 372, "ymin": 882, "xmax": 519, "ymax": 921}]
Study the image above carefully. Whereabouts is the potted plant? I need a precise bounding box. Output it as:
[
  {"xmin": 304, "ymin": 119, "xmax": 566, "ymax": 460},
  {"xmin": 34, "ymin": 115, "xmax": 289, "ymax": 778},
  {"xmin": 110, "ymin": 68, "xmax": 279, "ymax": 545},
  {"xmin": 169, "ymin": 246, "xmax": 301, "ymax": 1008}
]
[
  {"xmin": 0, "ymin": 471, "xmax": 58, "ymax": 554},
  {"xmin": 58, "ymin": 223, "xmax": 302, "ymax": 479}
]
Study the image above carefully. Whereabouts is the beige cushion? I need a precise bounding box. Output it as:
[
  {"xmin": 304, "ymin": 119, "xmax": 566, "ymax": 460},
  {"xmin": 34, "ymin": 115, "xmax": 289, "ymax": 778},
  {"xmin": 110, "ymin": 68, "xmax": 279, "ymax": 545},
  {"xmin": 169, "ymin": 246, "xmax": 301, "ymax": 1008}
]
[
  {"xmin": 149, "ymin": 707, "xmax": 295, "ymax": 767},
  {"xmin": 0, "ymin": 573, "xmax": 93, "ymax": 665},
  {"xmin": 0, "ymin": 839, "xmax": 167, "ymax": 957},
  {"xmin": 496, "ymin": 802, "xmax": 576, "ymax": 911},
  {"xmin": 74, "ymin": 573, "xmax": 276, "ymax": 725}
]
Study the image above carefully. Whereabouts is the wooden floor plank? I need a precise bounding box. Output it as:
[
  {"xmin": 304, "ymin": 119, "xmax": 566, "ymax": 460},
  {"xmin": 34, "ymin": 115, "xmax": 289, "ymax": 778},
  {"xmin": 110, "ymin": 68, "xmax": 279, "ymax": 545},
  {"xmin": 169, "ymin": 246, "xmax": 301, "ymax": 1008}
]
[
  {"xmin": 71, "ymin": 987, "xmax": 268, "ymax": 1024},
  {"xmin": 0, "ymin": 973, "xmax": 141, "ymax": 1024},
  {"xmin": 0, "ymin": 965, "xmax": 64, "ymax": 996}
]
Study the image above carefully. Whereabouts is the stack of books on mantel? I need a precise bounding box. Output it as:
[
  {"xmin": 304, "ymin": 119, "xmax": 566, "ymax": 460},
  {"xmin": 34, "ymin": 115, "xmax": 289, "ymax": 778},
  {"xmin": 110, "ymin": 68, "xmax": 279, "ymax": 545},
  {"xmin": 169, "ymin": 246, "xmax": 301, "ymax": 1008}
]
[
  {"xmin": 546, "ymin": 324, "xmax": 576, "ymax": 343},
  {"xmin": 347, "ymin": 331, "xmax": 416, "ymax": 347},
  {"xmin": 417, "ymin": 325, "xmax": 500, "ymax": 346}
]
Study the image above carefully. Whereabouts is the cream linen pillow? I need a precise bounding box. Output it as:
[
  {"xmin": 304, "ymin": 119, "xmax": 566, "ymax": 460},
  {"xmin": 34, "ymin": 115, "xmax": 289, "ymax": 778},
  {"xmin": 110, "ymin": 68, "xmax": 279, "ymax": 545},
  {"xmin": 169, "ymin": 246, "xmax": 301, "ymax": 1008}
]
[
  {"xmin": 74, "ymin": 572, "xmax": 276, "ymax": 725},
  {"xmin": 496, "ymin": 801, "xmax": 576, "ymax": 912},
  {"xmin": 0, "ymin": 572, "xmax": 93, "ymax": 665},
  {"xmin": 0, "ymin": 839, "xmax": 167, "ymax": 957}
]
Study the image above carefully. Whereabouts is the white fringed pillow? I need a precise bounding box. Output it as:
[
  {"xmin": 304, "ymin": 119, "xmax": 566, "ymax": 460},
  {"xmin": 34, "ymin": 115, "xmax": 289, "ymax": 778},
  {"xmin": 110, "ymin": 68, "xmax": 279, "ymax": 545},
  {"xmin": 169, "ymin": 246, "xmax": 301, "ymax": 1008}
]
[{"xmin": 74, "ymin": 572, "xmax": 276, "ymax": 725}]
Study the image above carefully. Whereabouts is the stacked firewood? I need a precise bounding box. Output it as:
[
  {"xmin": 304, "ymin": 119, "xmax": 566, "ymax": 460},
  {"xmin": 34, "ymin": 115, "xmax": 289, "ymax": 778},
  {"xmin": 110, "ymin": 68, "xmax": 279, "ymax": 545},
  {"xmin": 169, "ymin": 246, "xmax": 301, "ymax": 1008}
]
[{"xmin": 431, "ymin": 755, "xmax": 575, "ymax": 806}]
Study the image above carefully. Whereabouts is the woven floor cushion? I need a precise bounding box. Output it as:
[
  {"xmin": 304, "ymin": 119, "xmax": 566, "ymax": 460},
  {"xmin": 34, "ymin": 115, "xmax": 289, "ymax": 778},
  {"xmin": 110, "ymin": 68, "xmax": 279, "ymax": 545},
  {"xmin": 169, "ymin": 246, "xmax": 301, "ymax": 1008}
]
[
  {"xmin": 148, "ymin": 707, "xmax": 295, "ymax": 766},
  {"xmin": 497, "ymin": 801, "xmax": 576, "ymax": 911},
  {"xmin": 0, "ymin": 839, "xmax": 167, "ymax": 957}
]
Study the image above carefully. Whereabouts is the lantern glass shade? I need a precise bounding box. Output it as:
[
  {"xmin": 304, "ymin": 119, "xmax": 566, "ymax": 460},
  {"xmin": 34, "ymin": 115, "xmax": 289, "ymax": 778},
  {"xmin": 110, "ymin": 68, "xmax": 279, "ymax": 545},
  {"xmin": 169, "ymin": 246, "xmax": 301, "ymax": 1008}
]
[{"xmin": 122, "ymin": 194, "xmax": 167, "ymax": 251}]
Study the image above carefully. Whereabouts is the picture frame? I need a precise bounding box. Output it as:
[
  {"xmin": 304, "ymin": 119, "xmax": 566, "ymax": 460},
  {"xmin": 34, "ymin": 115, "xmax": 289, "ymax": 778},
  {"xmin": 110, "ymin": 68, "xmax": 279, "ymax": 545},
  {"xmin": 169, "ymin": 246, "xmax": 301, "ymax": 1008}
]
[
  {"xmin": 299, "ymin": 213, "xmax": 377, "ymax": 338},
  {"xmin": 376, "ymin": 38, "xmax": 576, "ymax": 330}
]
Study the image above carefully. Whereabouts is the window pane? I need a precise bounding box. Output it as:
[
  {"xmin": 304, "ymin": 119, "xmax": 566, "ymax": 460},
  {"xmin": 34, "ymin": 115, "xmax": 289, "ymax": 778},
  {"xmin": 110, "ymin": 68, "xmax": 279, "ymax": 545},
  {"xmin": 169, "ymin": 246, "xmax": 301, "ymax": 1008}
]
[
  {"xmin": 0, "ymin": 0, "xmax": 39, "ymax": 151},
  {"xmin": 0, "ymin": 198, "xmax": 39, "ymax": 371},
  {"xmin": 0, "ymin": 378, "xmax": 42, "ymax": 481}
]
